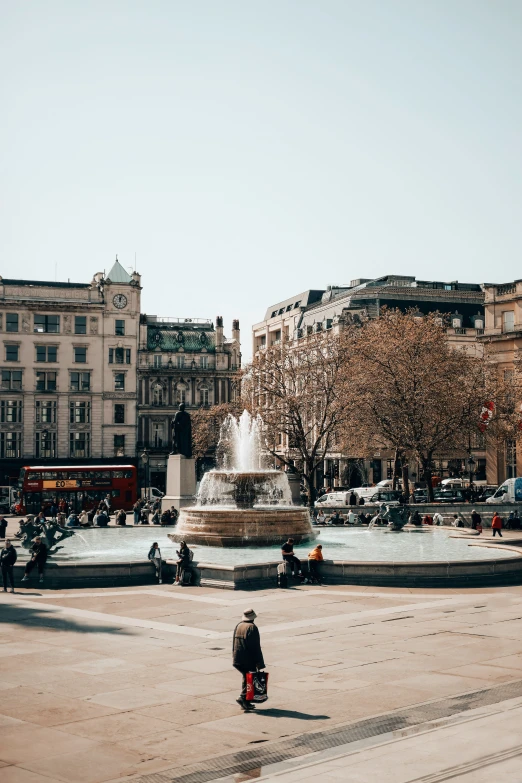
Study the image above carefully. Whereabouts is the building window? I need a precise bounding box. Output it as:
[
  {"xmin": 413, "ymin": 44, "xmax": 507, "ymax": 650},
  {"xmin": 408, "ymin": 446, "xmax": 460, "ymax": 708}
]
[
  {"xmin": 1, "ymin": 370, "xmax": 22, "ymax": 390},
  {"xmin": 5, "ymin": 345, "xmax": 19, "ymax": 361},
  {"xmin": 115, "ymin": 320, "xmax": 125, "ymax": 336},
  {"xmin": 153, "ymin": 354, "xmax": 162, "ymax": 368},
  {"xmin": 114, "ymin": 404, "xmax": 125, "ymax": 424},
  {"xmin": 0, "ymin": 400, "xmax": 22, "ymax": 423},
  {"xmin": 36, "ymin": 400, "xmax": 56, "ymax": 423},
  {"xmin": 200, "ymin": 356, "xmax": 208, "ymax": 369},
  {"xmin": 152, "ymin": 383, "xmax": 164, "ymax": 406},
  {"xmin": 507, "ymin": 440, "xmax": 517, "ymax": 478},
  {"xmin": 6, "ymin": 314, "xmax": 19, "ymax": 332},
  {"xmin": 70, "ymin": 400, "xmax": 91, "ymax": 424},
  {"xmin": 177, "ymin": 355, "xmax": 184, "ymax": 369},
  {"xmin": 34, "ymin": 314, "xmax": 60, "ymax": 333},
  {"xmin": 70, "ymin": 432, "xmax": 90, "ymax": 458},
  {"xmin": 176, "ymin": 385, "xmax": 187, "ymax": 404},
  {"xmin": 70, "ymin": 372, "xmax": 90, "ymax": 391},
  {"xmin": 74, "ymin": 346, "xmax": 87, "ymax": 363},
  {"xmin": 109, "ymin": 347, "xmax": 131, "ymax": 364},
  {"xmin": 36, "ymin": 345, "xmax": 57, "ymax": 362},
  {"xmin": 36, "ymin": 372, "xmax": 57, "ymax": 392},
  {"xmin": 503, "ymin": 311, "xmax": 515, "ymax": 332},
  {"xmin": 36, "ymin": 431, "xmax": 56, "ymax": 459},
  {"xmin": 0, "ymin": 432, "xmax": 21, "ymax": 459},
  {"xmin": 200, "ymin": 387, "xmax": 209, "ymax": 406},
  {"xmin": 152, "ymin": 422, "xmax": 165, "ymax": 448},
  {"xmin": 114, "ymin": 434, "xmax": 125, "ymax": 456},
  {"xmin": 114, "ymin": 373, "xmax": 125, "ymax": 391},
  {"xmin": 75, "ymin": 316, "xmax": 87, "ymax": 335}
]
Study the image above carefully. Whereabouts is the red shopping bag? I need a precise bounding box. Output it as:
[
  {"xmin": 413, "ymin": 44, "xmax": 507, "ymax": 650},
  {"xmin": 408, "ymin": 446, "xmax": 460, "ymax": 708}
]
[{"xmin": 245, "ymin": 671, "xmax": 269, "ymax": 702}]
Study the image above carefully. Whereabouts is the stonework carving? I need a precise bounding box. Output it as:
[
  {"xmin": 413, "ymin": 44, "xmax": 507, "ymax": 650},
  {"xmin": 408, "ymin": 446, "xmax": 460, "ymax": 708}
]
[
  {"xmin": 90, "ymin": 317, "xmax": 99, "ymax": 335},
  {"xmin": 22, "ymin": 315, "xmax": 30, "ymax": 333}
]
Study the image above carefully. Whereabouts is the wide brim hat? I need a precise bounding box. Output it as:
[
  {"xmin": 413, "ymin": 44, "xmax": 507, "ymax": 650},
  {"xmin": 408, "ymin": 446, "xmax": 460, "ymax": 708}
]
[{"xmin": 242, "ymin": 608, "xmax": 257, "ymax": 621}]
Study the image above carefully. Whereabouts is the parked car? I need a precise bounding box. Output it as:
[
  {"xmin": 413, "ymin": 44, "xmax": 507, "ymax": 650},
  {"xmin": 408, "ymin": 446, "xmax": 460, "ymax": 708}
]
[
  {"xmin": 413, "ymin": 489, "xmax": 429, "ymax": 503},
  {"xmin": 368, "ymin": 490, "xmax": 402, "ymax": 506},
  {"xmin": 434, "ymin": 489, "xmax": 465, "ymax": 503},
  {"xmin": 475, "ymin": 486, "xmax": 497, "ymax": 503}
]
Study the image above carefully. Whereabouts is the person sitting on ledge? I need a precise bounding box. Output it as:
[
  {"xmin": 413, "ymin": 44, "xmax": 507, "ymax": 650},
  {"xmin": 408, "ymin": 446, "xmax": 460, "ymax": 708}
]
[
  {"xmin": 281, "ymin": 538, "xmax": 302, "ymax": 578},
  {"xmin": 21, "ymin": 536, "xmax": 47, "ymax": 584},
  {"xmin": 315, "ymin": 511, "xmax": 326, "ymax": 526},
  {"xmin": 174, "ymin": 541, "xmax": 191, "ymax": 585},
  {"xmin": 66, "ymin": 512, "xmax": 79, "ymax": 527},
  {"xmin": 95, "ymin": 510, "xmax": 109, "ymax": 527},
  {"xmin": 116, "ymin": 509, "xmax": 127, "ymax": 526}
]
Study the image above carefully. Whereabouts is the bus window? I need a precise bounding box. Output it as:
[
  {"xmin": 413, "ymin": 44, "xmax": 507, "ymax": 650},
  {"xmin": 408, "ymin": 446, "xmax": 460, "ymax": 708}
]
[
  {"xmin": 123, "ymin": 470, "xmax": 133, "ymax": 479},
  {"xmin": 111, "ymin": 489, "xmax": 121, "ymax": 498},
  {"xmin": 28, "ymin": 472, "xmax": 42, "ymax": 481},
  {"xmin": 42, "ymin": 472, "xmax": 58, "ymax": 480},
  {"xmin": 112, "ymin": 471, "xmax": 124, "ymax": 479},
  {"xmin": 94, "ymin": 471, "xmax": 111, "ymax": 480}
]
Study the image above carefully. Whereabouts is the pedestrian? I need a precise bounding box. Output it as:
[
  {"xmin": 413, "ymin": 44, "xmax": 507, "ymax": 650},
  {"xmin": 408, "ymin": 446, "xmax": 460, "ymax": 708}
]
[
  {"xmin": 104, "ymin": 494, "xmax": 112, "ymax": 514},
  {"xmin": 306, "ymin": 544, "xmax": 323, "ymax": 584},
  {"xmin": 66, "ymin": 512, "xmax": 79, "ymax": 527},
  {"xmin": 116, "ymin": 509, "xmax": 127, "ymax": 526},
  {"xmin": 0, "ymin": 516, "xmax": 7, "ymax": 539},
  {"xmin": 49, "ymin": 502, "xmax": 58, "ymax": 519},
  {"xmin": 328, "ymin": 511, "xmax": 343, "ymax": 526},
  {"xmin": 151, "ymin": 510, "xmax": 160, "ymax": 525},
  {"xmin": 471, "ymin": 509, "xmax": 482, "ymax": 531},
  {"xmin": 315, "ymin": 511, "xmax": 326, "ymax": 525},
  {"xmin": 141, "ymin": 505, "xmax": 151, "ymax": 525},
  {"xmin": 492, "ymin": 511, "xmax": 503, "ymax": 538},
  {"xmin": 79, "ymin": 510, "xmax": 91, "ymax": 527},
  {"xmin": 133, "ymin": 500, "xmax": 141, "ymax": 526},
  {"xmin": 21, "ymin": 536, "xmax": 47, "ymax": 584},
  {"xmin": 95, "ymin": 509, "xmax": 109, "ymax": 527},
  {"xmin": 232, "ymin": 608, "xmax": 265, "ymax": 711},
  {"xmin": 160, "ymin": 509, "xmax": 172, "ymax": 526},
  {"xmin": 410, "ymin": 510, "xmax": 422, "ymax": 526},
  {"xmin": 349, "ymin": 491, "xmax": 357, "ymax": 506},
  {"xmin": 174, "ymin": 541, "xmax": 191, "ymax": 585},
  {"xmin": 148, "ymin": 542, "xmax": 163, "ymax": 584},
  {"xmin": 346, "ymin": 509, "xmax": 358, "ymax": 525},
  {"xmin": 423, "ymin": 513, "xmax": 433, "ymax": 525},
  {"xmin": 281, "ymin": 538, "xmax": 302, "ymax": 577},
  {"xmin": 1, "ymin": 539, "xmax": 17, "ymax": 592},
  {"xmin": 433, "ymin": 511, "xmax": 444, "ymax": 526}
]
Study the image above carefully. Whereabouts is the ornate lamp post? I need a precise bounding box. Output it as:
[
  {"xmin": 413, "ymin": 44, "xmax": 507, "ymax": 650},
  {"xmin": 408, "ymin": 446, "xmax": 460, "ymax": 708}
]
[{"xmin": 141, "ymin": 450, "xmax": 150, "ymax": 499}]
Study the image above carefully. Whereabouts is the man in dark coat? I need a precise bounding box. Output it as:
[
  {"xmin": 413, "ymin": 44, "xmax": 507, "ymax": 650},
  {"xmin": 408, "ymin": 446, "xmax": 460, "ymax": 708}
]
[
  {"xmin": 171, "ymin": 403, "xmax": 192, "ymax": 458},
  {"xmin": 1, "ymin": 539, "xmax": 17, "ymax": 592},
  {"xmin": 232, "ymin": 608, "xmax": 265, "ymax": 711}
]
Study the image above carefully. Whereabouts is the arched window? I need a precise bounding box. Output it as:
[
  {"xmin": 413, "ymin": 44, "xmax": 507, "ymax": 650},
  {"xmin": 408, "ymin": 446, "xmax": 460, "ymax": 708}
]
[
  {"xmin": 199, "ymin": 385, "xmax": 209, "ymax": 406},
  {"xmin": 152, "ymin": 383, "xmax": 164, "ymax": 406},
  {"xmin": 176, "ymin": 383, "xmax": 187, "ymax": 405}
]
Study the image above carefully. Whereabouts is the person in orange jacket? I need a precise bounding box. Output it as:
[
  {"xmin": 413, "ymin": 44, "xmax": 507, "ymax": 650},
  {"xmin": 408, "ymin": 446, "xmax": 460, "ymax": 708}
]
[
  {"xmin": 305, "ymin": 544, "xmax": 324, "ymax": 584},
  {"xmin": 491, "ymin": 512, "xmax": 503, "ymax": 538}
]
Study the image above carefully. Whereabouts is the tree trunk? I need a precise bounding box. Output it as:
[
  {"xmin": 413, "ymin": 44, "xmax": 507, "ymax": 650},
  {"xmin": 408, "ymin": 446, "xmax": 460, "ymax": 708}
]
[
  {"xmin": 422, "ymin": 455, "xmax": 434, "ymax": 502},
  {"xmin": 392, "ymin": 449, "xmax": 401, "ymax": 491},
  {"xmin": 401, "ymin": 461, "xmax": 410, "ymax": 498}
]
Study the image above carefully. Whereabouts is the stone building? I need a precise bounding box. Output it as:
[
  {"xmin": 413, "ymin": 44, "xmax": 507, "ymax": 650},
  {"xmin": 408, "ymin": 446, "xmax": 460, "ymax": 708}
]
[
  {"xmin": 0, "ymin": 260, "xmax": 141, "ymax": 484},
  {"xmin": 137, "ymin": 316, "xmax": 240, "ymax": 491},
  {"xmin": 479, "ymin": 279, "xmax": 522, "ymax": 484},
  {"xmin": 253, "ymin": 274, "xmax": 486, "ymax": 488}
]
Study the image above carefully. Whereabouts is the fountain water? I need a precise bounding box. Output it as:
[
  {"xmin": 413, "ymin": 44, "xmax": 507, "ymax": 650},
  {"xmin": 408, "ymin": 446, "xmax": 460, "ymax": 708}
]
[{"xmin": 170, "ymin": 411, "xmax": 315, "ymax": 547}]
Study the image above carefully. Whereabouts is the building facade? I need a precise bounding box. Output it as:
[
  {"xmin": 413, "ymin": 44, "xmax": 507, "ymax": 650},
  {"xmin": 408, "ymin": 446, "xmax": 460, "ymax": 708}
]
[
  {"xmin": 479, "ymin": 279, "xmax": 522, "ymax": 484},
  {"xmin": 253, "ymin": 275, "xmax": 487, "ymax": 488},
  {"xmin": 137, "ymin": 316, "xmax": 240, "ymax": 491},
  {"xmin": 0, "ymin": 260, "xmax": 141, "ymax": 484}
]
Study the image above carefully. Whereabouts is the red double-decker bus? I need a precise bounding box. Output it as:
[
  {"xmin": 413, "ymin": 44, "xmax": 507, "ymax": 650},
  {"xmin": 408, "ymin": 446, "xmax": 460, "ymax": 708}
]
[{"xmin": 17, "ymin": 465, "xmax": 138, "ymax": 514}]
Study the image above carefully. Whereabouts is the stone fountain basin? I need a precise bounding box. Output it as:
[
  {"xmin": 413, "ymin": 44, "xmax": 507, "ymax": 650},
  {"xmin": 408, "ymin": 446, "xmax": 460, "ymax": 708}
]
[{"xmin": 170, "ymin": 506, "xmax": 315, "ymax": 547}]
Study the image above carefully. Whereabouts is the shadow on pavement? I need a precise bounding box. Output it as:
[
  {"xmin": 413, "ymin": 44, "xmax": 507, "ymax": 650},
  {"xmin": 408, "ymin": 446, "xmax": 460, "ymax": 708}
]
[
  {"xmin": 0, "ymin": 600, "xmax": 136, "ymax": 636},
  {"xmin": 254, "ymin": 708, "xmax": 330, "ymax": 720}
]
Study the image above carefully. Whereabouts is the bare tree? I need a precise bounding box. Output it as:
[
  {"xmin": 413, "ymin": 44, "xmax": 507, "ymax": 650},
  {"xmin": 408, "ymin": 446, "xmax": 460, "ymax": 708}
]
[
  {"xmin": 191, "ymin": 402, "xmax": 242, "ymax": 461},
  {"xmin": 345, "ymin": 310, "xmax": 504, "ymax": 500},
  {"xmin": 246, "ymin": 329, "xmax": 355, "ymax": 505}
]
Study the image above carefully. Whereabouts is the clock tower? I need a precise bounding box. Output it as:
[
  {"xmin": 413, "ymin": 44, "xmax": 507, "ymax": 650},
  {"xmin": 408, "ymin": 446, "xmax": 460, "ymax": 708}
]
[{"xmin": 98, "ymin": 257, "xmax": 142, "ymax": 459}]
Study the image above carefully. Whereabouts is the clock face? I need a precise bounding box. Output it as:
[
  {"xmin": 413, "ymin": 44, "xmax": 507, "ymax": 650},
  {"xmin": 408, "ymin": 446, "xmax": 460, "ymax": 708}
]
[{"xmin": 113, "ymin": 293, "xmax": 128, "ymax": 309}]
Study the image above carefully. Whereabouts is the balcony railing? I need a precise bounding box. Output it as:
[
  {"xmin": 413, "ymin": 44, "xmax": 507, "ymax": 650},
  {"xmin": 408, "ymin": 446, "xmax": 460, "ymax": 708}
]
[
  {"xmin": 497, "ymin": 284, "xmax": 516, "ymax": 296},
  {"xmin": 144, "ymin": 316, "xmax": 213, "ymax": 325}
]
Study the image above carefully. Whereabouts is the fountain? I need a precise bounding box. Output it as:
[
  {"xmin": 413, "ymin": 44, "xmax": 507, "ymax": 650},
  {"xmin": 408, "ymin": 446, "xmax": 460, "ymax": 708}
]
[{"xmin": 169, "ymin": 411, "xmax": 315, "ymax": 547}]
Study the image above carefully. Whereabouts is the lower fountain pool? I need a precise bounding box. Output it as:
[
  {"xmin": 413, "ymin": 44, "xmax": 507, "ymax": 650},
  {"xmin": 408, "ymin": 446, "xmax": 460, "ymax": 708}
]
[{"xmin": 55, "ymin": 527, "xmax": 519, "ymax": 564}]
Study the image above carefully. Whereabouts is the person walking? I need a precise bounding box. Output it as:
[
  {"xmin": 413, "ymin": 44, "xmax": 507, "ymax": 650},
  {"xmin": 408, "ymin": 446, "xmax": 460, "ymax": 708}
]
[
  {"xmin": 1, "ymin": 539, "xmax": 17, "ymax": 592},
  {"xmin": 21, "ymin": 536, "xmax": 48, "ymax": 583},
  {"xmin": 0, "ymin": 516, "xmax": 8, "ymax": 539},
  {"xmin": 492, "ymin": 511, "xmax": 503, "ymax": 538},
  {"xmin": 349, "ymin": 491, "xmax": 357, "ymax": 506},
  {"xmin": 306, "ymin": 544, "xmax": 323, "ymax": 584},
  {"xmin": 232, "ymin": 608, "xmax": 265, "ymax": 711},
  {"xmin": 148, "ymin": 542, "xmax": 163, "ymax": 584},
  {"xmin": 471, "ymin": 509, "xmax": 482, "ymax": 531},
  {"xmin": 281, "ymin": 538, "xmax": 302, "ymax": 577}
]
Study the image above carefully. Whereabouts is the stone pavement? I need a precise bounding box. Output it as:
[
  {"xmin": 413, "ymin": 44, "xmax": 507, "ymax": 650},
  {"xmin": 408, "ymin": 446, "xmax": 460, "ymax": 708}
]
[{"xmin": 1, "ymin": 582, "xmax": 522, "ymax": 782}]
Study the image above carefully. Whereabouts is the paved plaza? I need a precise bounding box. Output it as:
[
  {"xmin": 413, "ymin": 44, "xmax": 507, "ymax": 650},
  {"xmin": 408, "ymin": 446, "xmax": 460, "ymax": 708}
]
[{"xmin": 2, "ymin": 581, "xmax": 522, "ymax": 782}]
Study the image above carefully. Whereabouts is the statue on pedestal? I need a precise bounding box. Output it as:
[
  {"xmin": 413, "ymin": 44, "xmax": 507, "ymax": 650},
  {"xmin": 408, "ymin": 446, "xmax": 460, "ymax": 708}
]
[{"xmin": 171, "ymin": 403, "xmax": 192, "ymax": 458}]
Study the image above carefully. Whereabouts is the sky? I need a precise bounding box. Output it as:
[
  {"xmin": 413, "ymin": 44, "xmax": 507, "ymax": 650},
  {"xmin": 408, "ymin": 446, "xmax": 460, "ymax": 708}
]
[{"xmin": 2, "ymin": 0, "xmax": 522, "ymax": 358}]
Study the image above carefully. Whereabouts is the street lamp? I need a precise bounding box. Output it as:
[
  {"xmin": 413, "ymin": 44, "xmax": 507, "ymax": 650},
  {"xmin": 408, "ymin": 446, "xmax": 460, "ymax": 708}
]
[
  {"xmin": 467, "ymin": 456, "xmax": 476, "ymax": 487},
  {"xmin": 141, "ymin": 450, "xmax": 150, "ymax": 499}
]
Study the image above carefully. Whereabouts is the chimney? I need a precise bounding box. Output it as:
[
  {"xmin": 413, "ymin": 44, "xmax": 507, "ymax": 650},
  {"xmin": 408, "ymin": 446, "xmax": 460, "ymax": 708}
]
[
  {"xmin": 232, "ymin": 319, "xmax": 240, "ymax": 342},
  {"xmin": 216, "ymin": 316, "xmax": 224, "ymax": 351}
]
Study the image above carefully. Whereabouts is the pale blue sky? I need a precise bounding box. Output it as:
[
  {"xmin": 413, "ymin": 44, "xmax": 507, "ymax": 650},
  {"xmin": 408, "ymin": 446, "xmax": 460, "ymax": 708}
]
[{"xmin": 2, "ymin": 1, "xmax": 522, "ymax": 353}]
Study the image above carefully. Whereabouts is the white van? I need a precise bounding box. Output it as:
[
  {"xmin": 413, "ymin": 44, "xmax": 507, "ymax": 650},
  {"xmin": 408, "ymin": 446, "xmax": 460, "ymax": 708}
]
[
  {"xmin": 141, "ymin": 487, "xmax": 164, "ymax": 501},
  {"xmin": 315, "ymin": 491, "xmax": 351, "ymax": 508},
  {"xmin": 440, "ymin": 478, "xmax": 465, "ymax": 489},
  {"xmin": 486, "ymin": 478, "xmax": 522, "ymax": 504}
]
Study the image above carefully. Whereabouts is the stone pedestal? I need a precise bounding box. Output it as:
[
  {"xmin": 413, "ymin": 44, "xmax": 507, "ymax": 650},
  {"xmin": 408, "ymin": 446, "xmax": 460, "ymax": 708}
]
[
  {"xmin": 286, "ymin": 472, "xmax": 303, "ymax": 504},
  {"xmin": 162, "ymin": 455, "xmax": 197, "ymax": 512}
]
